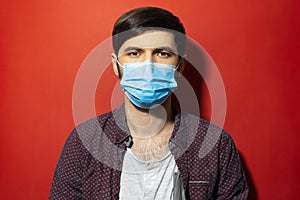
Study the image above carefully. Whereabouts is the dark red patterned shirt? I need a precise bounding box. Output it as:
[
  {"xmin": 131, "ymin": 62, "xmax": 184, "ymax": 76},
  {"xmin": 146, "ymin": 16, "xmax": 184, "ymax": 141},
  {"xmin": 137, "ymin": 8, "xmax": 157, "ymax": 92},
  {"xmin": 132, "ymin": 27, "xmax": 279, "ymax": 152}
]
[{"xmin": 49, "ymin": 105, "xmax": 248, "ymax": 199}]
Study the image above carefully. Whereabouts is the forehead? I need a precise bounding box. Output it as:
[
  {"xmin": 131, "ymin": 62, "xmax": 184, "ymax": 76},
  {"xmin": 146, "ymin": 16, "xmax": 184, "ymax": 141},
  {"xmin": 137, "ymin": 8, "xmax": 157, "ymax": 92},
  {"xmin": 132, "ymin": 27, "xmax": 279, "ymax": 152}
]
[{"xmin": 118, "ymin": 31, "xmax": 177, "ymax": 55}]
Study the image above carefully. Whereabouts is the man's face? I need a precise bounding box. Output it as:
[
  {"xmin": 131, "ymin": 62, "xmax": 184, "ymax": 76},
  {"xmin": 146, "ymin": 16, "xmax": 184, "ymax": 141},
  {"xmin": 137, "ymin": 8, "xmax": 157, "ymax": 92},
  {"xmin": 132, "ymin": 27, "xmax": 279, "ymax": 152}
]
[{"xmin": 113, "ymin": 30, "xmax": 180, "ymax": 76}]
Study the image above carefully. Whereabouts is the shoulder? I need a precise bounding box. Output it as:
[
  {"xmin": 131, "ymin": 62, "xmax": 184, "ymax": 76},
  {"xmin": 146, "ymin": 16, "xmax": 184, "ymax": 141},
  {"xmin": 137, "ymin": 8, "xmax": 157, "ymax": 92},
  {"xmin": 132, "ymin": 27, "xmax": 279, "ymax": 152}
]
[
  {"xmin": 72, "ymin": 110, "xmax": 116, "ymax": 143},
  {"xmin": 179, "ymin": 113, "xmax": 235, "ymax": 156},
  {"xmin": 180, "ymin": 113, "xmax": 228, "ymax": 140},
  {"xmin": 72, "ymin": 110, "xmax": 116, "ymax": 139},
  {"xmin": 61, "ymin": 111, "xmax": 114, "ymax": 153},
  {"xmin": 76, "ymin": 111, "xmax": 113, "ymax": 131}
]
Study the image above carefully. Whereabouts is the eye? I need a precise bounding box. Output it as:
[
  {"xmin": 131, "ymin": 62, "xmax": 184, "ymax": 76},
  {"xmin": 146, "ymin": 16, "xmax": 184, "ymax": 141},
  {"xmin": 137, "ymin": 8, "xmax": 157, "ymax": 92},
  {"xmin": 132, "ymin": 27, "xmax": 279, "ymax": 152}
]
[
  {"xmin": 127, "ymin": 51, "xmax": 140, "ymax": 57},
  {"xmin": 157, "ymin": 51, "xmax": 172, "ymax": 58}
]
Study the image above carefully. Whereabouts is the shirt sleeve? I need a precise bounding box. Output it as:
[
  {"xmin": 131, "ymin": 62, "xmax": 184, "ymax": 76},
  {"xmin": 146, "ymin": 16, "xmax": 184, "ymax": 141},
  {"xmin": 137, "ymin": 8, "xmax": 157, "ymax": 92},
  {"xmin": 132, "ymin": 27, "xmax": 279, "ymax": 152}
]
[
  {"xmin": 215, "ymin": 132, "xmax": 249, "ymax": 199},
  {"xmin": 49, "ymin": 130, "xmax": 84, "ymax": 200}
]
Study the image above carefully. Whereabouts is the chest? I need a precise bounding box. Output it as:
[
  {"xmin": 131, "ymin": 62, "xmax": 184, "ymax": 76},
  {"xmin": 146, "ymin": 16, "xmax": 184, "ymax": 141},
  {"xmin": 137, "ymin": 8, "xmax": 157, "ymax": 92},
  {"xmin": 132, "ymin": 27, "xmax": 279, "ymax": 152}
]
[
  {"xmin": 119, "ymin": 149, "xmax": 180, "ymax": 200},
  {"xmin": 80, "ymin": 149, "xmax": 218, "ymax": 200}
]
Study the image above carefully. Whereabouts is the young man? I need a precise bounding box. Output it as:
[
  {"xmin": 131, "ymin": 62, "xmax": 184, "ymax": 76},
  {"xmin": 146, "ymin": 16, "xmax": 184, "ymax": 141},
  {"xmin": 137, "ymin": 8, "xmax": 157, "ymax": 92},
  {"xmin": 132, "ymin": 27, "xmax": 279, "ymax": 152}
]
[{"xmin": 49, "ymin": 7, "xmax": 248, "ymax": 199}]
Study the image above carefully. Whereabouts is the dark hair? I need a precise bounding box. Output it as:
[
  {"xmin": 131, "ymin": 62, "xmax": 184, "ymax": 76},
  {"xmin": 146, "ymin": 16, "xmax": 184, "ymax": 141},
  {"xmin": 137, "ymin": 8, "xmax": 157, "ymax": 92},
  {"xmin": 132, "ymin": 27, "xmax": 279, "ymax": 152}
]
[{"xmin": 112, "ymin": 7, "xmax": 186, "ymax": 56}]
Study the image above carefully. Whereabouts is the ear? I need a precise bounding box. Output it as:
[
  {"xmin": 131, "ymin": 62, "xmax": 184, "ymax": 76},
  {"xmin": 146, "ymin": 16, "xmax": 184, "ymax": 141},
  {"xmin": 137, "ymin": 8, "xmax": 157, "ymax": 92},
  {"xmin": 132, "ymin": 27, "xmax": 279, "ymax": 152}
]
[{"xmin": 111, "ymin": 53, "xmax": 119, "ymax": 77}]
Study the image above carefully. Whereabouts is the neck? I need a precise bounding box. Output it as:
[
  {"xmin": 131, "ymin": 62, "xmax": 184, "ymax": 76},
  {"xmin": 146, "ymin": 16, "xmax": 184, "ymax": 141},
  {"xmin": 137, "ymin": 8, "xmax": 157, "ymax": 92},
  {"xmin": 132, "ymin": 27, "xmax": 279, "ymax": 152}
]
[{"xmin": 124, "ymin": 96, "xmax": 174, "ymax": 139}]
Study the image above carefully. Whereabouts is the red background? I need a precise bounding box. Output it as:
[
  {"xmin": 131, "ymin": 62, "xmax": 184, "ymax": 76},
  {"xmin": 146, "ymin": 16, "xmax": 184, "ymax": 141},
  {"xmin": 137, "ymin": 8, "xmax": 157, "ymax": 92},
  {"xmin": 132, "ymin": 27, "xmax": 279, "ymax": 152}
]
[{"xmin": 1, "ymin": 0, "xmax": 299, "ymax": 199}]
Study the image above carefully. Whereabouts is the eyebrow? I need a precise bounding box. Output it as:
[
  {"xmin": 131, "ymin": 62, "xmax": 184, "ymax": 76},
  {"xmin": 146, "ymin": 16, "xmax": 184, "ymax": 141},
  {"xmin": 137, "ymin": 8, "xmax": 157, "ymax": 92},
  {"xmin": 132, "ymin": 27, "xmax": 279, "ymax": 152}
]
[
  {"xmin": 156, "ymin": 46, "xmax": 177, "ymax": 54},
  {"xmin": 123, "ymin": 46, "xmax": 142, "ymax": 52},
  {"xmin": 123, "ymin": 46, "xmax": 177, "ymax": 54}
]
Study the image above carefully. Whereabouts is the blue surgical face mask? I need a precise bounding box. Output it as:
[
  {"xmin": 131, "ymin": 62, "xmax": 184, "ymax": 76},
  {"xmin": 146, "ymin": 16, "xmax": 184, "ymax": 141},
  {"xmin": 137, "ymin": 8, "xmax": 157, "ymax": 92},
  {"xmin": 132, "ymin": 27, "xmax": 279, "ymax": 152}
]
[{"xmin": 118, "ymin": 59, "xmax": 178, "ymax": 109}]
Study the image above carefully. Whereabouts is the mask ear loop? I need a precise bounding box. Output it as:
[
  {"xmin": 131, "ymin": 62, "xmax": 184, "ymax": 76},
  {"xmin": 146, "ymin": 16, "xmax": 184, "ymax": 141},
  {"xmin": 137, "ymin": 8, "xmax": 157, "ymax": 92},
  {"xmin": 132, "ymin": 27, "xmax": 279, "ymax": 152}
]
[{"xmin": 115, "ymin": 57, "xmax": 123, "ymax": 79}]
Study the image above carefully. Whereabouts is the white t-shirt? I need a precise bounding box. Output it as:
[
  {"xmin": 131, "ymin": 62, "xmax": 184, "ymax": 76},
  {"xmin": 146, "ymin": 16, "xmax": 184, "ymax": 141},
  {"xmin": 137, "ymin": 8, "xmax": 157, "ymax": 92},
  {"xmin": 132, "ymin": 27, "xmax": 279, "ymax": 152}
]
[{"xmin": 119, "ymin": 148, "xmax": 185, "ymax": 200}]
